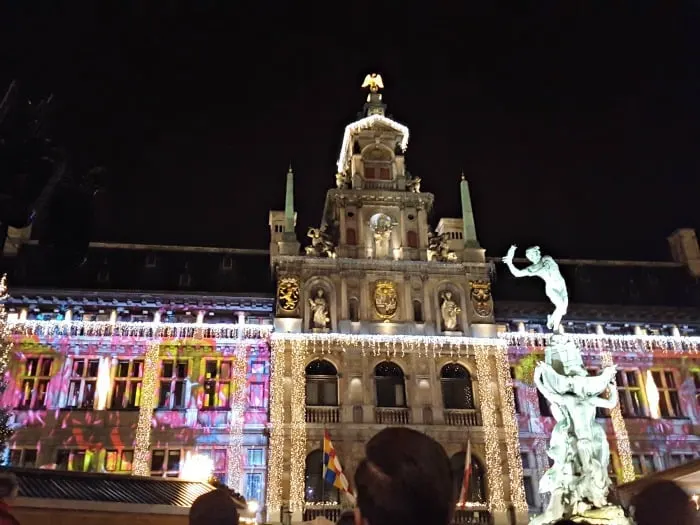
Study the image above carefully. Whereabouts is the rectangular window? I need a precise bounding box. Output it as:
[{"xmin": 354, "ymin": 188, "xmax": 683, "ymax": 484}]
[
  {"xmin": 631, "ymin": 454, "xmax": 656, "ymax": 477},
  {"xmin": 379, "ymin": 167, "xmax": 391, "ymax": 180},
  {"xmin": 9, "ymin": 449, "xmax": 37, "ymax": 468},
  {"xmin": 56, "ymin": 449, "xmax": 88, "ymax": 471},
  {"xmin": 18, "ymin": 356, "xmax": 53, "ymax": 409},
  {"xmin": 111, "ymin": 359, "xmax": 144, "ymax": 409},
  {"xmin": 203, "ymin": 360, "xmax": 233, "ymax": 409},
  {"xmin": 406, "ymin": 231, "xmax": 418, "ymax": 249},
  {"xmin": 537, "ymin": 390, "xmax": 551, "ymax": 417},
  {"xmin": 248, "ymin": 382, "xmax": 266, "ymax": 409},
  {"xmin": 158, "ymin": 360, "xmax": 189, "ymax": 409},
  {"xmin": 67, "ymin": 358, "xmax": 100, "ymax": 409},
  {"xmin": 105, "ymin": 450, "xmax": 134, "ymax": 472},
  {"xmin": 364, "ymin": 167, "xmax": 376, "ymax": 179},
  {"xmin": 669, "ymin": 453, "xmax": 696, "ymax": 468},
  {"xmin": 198, "ymin": 449, "xmax": 227, "ymax": 482},
  {"xmin": 615, "ymin": 370, "xmax": 644, "ymax": 417},
  {"xmin": 247, "ymin": 448, "xmax": 264, "ymax": 467},
  {"xmin": 651, "ymin": 369, "xmax": 683, "ymax": 418},
  {"xmin": 346, "ymin": 228, "xmax": 357, "ymax": 246},
  {"xmin": 244, "ymin": 472, "xmax": 264, "ymax": 503},
  {"xmin": 250, "ymin": 361, "xmax": 268, "ymax": 375},
  {"xmin": 151, "ymin": 449, "xmax": 182, "ymax": 478}
]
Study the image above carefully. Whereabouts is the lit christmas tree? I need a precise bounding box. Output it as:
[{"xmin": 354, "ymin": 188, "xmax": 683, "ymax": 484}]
[{"xmin": 0, "ymin": 275, "xmax": 14, "ymax": 458}]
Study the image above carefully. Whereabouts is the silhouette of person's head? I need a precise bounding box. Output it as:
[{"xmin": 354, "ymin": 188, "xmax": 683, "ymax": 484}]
[
  {"xmin": 337, "ymin": 510, "xmax": 355, "ymax": 525},
  {"xmin": 630, "ymin": 480, "xmax": 693, "ymax": 525},
  {"xmin": 190, "ymin": 487, "xmax": 239, "ymax": 525},
  {"xmin": 353, "ymin": 427, "xmax": 454, "ymax": 525},
  {"xmin": 0, "ymin": 474, "xmax": 18, "ymax": 500}
]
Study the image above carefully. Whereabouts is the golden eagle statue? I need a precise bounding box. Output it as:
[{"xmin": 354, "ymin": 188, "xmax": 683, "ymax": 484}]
[{"xmin": 361, "ymin": 73, "xmax": 384, "ymax": 93}]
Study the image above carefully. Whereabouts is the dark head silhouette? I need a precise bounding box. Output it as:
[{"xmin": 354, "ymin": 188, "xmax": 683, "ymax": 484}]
[{"xmin": 354, "ymin": 427, "xmax": 454, "ymax": 525}]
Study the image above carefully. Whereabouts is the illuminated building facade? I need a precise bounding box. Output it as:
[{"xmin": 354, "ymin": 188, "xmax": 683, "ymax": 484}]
[
  {"xmin": 0, "ymin": 79, "xmax": 698, "ymax": 525},
  {"xmin": 266, "ymin": 81, "xmax": 700, "ymax": 525},
  {"xmin": 0, "ymin": 243, "xmax": 274, "ymax": 507}
]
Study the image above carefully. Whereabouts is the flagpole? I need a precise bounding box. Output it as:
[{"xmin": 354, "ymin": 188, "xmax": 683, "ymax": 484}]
[{"xmin": 321, "ymin": 426, "xmax": 326, "ymax": 505}]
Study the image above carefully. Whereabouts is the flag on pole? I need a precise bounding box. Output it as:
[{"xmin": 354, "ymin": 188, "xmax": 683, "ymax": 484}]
[
  {"xmin": 458, "ymin": 438, "xmax": 472, "ymax": 506},
  {"xmin": 323, "ymin": 430, "xmax": 353, "ymax": 496}
]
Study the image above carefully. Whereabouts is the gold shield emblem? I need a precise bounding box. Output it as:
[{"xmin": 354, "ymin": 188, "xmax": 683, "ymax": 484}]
[
  {"xmin": 373, "ymin": 280, "xmax": 398, "ymax": 319},
  {"xmin": 277, "ymin": 277, "xmax": 300, "ymax": 312},
  {"xmin": 469, "ymin": 280, "xmax": 493, "ymax": 317}
]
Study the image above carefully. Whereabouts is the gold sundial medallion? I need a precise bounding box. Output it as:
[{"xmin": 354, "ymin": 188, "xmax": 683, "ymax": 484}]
[
  {"xmin": 373, "ymin": 280, "xmax": 398, "ymax": 320},
  {"xmin": 277, "ymin": 277, "xmax": 300, "ymax": 312}
]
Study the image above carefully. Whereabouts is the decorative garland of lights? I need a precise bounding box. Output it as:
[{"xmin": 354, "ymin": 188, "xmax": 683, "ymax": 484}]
[
  {"xmin": 8, "ymin": 319, "xmax": 272, "ymax": 341},
  {"xmin": 495, "ymin": 347, "xmax": 528, "ymax": 513},
  {"xmin": 336, "ymin": 114, "xmax": 409, "ymax": 173},
  {"xmin": 226, "ymin": 345, "xmax": 248, "ymax": 491},
  {"xmin": 132, "ymin": 341, "xmax": 160, "ymax": 476},
  {"xmin": 600, "ymin": 350, "xmax": 635, "ymax": 483},
  {"xmin": 266, "ymin": 339, "xmax": 285, "ymax": 515},
  {"xmin": 474, "ymin": 345, "xmax": 506, "ymax": 513},
  {"xmin": 0, "ymin": 276, "xmax": 13, "ymax": 374},
  {"xmin": 271, "ymin": 333, "xmax": 504, "ymax": 357},
  {"xmin": 501, "ymin": 332, "xmax": 700, "ymax": 354},
  {"xmin": 289, "ymin": 339, "xmax": 307, "ymax": 513}
]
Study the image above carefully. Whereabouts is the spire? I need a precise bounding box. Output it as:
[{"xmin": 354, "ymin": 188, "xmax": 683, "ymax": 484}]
[
  {"xmin": 361, "ymin": 73, "xmax": 386, "ymax": 117},
  {"xmin": 460, "ymin": 173, "xmax": 481, "ymax": 249},
  {"xmin": 284, "ymin": 164, "xmax": 295, "ymax": 235}
]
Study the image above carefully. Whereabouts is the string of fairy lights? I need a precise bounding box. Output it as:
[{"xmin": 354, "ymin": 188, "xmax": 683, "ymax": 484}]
[
  {"xmin": 495, "ymin": 347, "xmax": 528, "ymax": 513},
  {"xmin": 0, "ymin": 276, "xmax": 12, "ymax": 376},
  {"xmin": 266, "ymin": 339, "xmax": 285, "ymax": 514},
  {"xmin": 473, "ymin": 344, "xmax": 506, "ymax": 513},
  {"xmin": 600, "ymin": 350, "xmax": 636, "ymax": 483},
  {"xmin": 289, "ymin": 339, "xmax": 307, "ymax": 513},
  {"xmin": 226, "ymin": 346, "xmax": 249, "ymax": 490},
  {"xmin": 132, "ymin": 341, "xmax": 160, "ymax": 476}
]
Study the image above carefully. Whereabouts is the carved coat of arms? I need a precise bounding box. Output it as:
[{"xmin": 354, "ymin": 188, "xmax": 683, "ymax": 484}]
[
  {"xmin": 277, "ymin": 277, "xmax": 300, "ymax": 312},
  {"xmin": 373, "ymin": 280, "xmax": 398, "ymax": 319},
  {"xmin": 469, "ymin": 280, "xmax": 493, "ymax": 317}
]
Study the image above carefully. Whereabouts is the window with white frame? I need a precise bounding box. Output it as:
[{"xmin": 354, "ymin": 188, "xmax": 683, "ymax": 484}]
[
  {"xmin": 244, "ymin": 472, "xmax": 264, "ymax": 503},
  {"xmin": 105, "ymin": 449, "xmax": 134, "ymax": 472},
  {"xmin": 616, "ymin": 369, "xmax": 644, "ymax": 417},
  {"xmin": 158, "ymin": 360, "xmax": 189, "ymax": 409},
  {"xmin": 111, "ymin": 359, "xmax": 144, "ymax": 409},
  {"xmin": 9, "ymin": 448, "xmax": 37, "ymax": 468},
  {"xmin": 18, "ymin": 356, "xmax": 53, "ymax": 409},
  {"xmin": 631, "ymin": 454, "xmax": 656, "ymax": 477},
  {"xmin": 151, "ymin": 449, "xmax": 182, "ymax": 477},
  {"xmin": 67, "ymin": 359, "xmax": 99, "ymax": 409},
  {"xmin": 650, "ymin": 369, "xmax": 684, "ymax": 418},
  {"xmin": 203, "ymin": 359, "xmax": 233, "ymax": 409},
  {"xmin": 56, "ymin": 449, "xmax": 89, "ymax": 471}
]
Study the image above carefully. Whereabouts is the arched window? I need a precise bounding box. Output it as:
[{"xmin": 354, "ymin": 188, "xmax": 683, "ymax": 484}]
[
  {"xmin": 305, "ymin": 450, "xmax": 340, "ymax": 503},
  {"xmin": 440, "ymin": 363, "xmax": 475, "ymax": 409},
  {"xmin": 349, "ymin": 298, "xmax": 359, "ymax": 322},
  {"xmin": 306, "ymin": 360, "xmax": 338, "ymax": 406},
  {"xmin": 413, "ymin": 300, "xmax": 423, "ymax": 323},
  {"xmin": 450, "ymin": 452, "xmax": 486, "ymax": 503},
  {"xmin": 374, "ymin": 362, "xmax": 406, "ymax": 408}
]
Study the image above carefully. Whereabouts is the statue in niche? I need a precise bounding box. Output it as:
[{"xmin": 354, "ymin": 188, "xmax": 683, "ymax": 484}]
[
  {"xmin": 369, "ymin": 213, "xmax": 396, "ymax": 259},
  {"xmin": 440, "ymin": 291, "xmax": 461, "ymax": 331},
  {"xmin": 502, "ymin": 245, "xmax": 568, "ymax": 332},
  {"xmin": 305, "ymin": 225, "xmax": 336, "ymax": 258},
  {"xmin": 309, "ymin": 289, "xmax": 330, "ymax": 329}
]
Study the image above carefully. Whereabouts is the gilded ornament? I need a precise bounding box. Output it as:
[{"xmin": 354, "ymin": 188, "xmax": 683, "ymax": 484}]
[
  {"xmin": 277, "ymin": 277, "xmax": 300, "ymax": 312},
  {"xmin": 469, "ymin": 280, "xmax": 492, "ymax": 317},
  {"xmin": 373, "ymin": 280, "xmax": 398, "ymax": 319}
]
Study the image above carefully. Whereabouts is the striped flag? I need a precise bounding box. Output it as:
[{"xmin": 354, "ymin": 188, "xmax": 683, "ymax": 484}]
[
  {"xmin": 458, "ymin": 438, "xmax": 472, "ymax": 506},
  {"xmin": 323, "ymin": 430, "xmax": 353, "ymax": 497}
]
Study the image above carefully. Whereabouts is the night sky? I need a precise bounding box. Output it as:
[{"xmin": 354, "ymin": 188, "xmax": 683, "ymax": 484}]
[{"xmin": 2, "ymin": 2, "xmax": 699, "ymax": 261}]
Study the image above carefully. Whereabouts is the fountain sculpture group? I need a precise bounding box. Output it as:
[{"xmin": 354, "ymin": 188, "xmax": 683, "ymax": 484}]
[{"xmin": 503, "ymin": 245, "xmax": 631, "ymax": 525}]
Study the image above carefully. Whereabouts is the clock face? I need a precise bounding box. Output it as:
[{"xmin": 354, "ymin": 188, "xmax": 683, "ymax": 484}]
[{"xmin": 277, "ymin": 278, "xmax": 300, "ymax": 312}]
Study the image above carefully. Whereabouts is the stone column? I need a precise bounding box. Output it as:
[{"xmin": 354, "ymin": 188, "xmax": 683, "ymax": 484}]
[
  {"xmin": 289, "ymin": 340, "xmax": 307, "ymax": 521},
  {"xmin": 266, "ymin": 339, "xmax": 285, "ymax": 523}
]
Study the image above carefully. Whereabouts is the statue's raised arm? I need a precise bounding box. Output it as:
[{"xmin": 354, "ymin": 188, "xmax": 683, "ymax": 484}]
[{"xmin": 502, "ymin": 245, "xmax": 569, "ymax": 331}]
